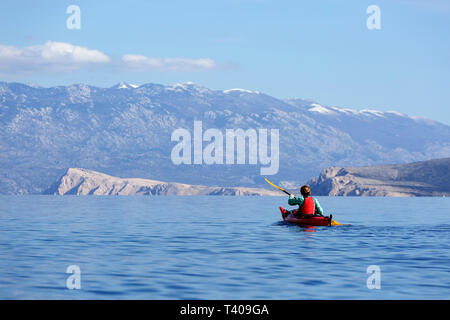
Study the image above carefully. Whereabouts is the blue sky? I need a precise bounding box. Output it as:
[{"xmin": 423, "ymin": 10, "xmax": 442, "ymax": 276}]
[{"xmin": 0, "ymin": 0, "xmax": 449, "ymax": 123}]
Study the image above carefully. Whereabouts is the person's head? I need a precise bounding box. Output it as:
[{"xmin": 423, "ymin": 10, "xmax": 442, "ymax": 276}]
[{"xmin": 300, "ymin": 185, "xmax": 311, "ymax": 197}]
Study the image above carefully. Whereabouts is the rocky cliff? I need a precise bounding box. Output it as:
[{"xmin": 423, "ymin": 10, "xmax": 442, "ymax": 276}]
[
  {"xmin": 308, "ymin": 158, "xmax": 450, "ymax": 196},
  {"xmin": 45, "ymin": 168, "xmax": 281, "ymax": 196}
]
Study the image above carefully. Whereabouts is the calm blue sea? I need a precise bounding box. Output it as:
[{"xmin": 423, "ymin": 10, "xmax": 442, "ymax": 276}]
[{"xmin": 0, "ymin": 196, "xmax": 449, "ymax": 299}]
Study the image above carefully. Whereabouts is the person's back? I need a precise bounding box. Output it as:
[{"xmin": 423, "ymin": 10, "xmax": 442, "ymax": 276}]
[{"xmin": 288, "ymin": 185, "xmax": 323, "ymax": 216}]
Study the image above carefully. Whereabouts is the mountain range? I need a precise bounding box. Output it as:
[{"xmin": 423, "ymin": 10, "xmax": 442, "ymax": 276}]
[{"xmin": 1, "ymin": 81, "xmax": 450, "ymax": 194}]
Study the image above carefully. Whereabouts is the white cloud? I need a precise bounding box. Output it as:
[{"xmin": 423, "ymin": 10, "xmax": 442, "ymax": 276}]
[
  {"xmin": 0, "ymin": 41, "xmax": 218, "ymax": 75},
  {"xmin": 122, "ymin": 54, "xmax": 216, "ymax": 72},
  {"xmin": 0, "ymin": 41, "xmax": 111, "ymax": 74}
]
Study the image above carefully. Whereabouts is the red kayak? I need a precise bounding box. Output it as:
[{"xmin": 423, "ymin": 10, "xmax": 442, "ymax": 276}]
[{"xmin": 280, "ymin": 207, "xmax": 332, "ymax": 226}]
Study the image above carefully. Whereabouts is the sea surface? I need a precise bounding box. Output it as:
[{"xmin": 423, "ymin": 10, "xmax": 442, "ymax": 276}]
[{"xmin": 0, "ymin": 196, "xmax": 449, "ymax": 299}]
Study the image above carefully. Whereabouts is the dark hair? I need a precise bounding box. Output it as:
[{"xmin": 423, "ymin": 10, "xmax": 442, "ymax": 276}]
[{"xmin": 300, "ymin": 185, "xmax": 311, "ymax": 197}]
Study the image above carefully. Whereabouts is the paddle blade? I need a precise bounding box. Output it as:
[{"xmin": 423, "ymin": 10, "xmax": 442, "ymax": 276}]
[
  {"xmin": 264, "ymin": 178, "xmax": 291, "ymax": 195},
  {"xmin": 331, "ymin": 220, "xmax": 341, "ymax": 226}
]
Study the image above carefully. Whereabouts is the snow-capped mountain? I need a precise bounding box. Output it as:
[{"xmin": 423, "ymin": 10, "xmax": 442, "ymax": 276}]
[
  {"xmin": 111, "ymin": 82, "xmax": 139, "ymax": 89},
  {"xmin": 1, "ymin": 81, "xmax": 449, "ymax": 194}
]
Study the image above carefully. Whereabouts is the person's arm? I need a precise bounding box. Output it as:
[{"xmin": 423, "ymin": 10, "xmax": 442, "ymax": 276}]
[
  {"xmin": 288, "ymin": 194, "xmax": 304, "ymax": 206},
  {"xmin": 314, "ymin": 197, "xmax": 323, "ymax": 215}
]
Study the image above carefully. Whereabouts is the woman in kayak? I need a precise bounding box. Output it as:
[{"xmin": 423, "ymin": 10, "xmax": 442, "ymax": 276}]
[{"xmin": 288, "ymin": 185, "xmax": 323, "ymax": 217}]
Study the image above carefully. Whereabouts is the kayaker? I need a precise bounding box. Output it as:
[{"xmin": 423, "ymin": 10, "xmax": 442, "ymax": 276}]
[{"xmin": 288, "ymin": 185, "xmax": 323, "ymax": 217}]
